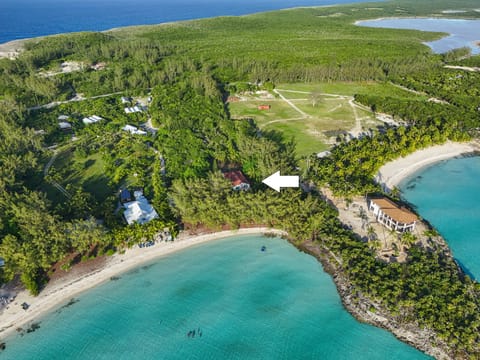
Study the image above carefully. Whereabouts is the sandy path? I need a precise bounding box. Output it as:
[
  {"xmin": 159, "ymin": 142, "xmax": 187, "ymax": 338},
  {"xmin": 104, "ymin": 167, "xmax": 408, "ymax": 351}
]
[
  {"xmin": 0, "ymin": 227, "xmax": 285, "ymax": 340},
  {"xmin": 273, "ymin": 89, "xmax": 309, "ymax": 118},
  {"xmin": 444, "ymin": 65, "xmax": 480, "ymax": 72},
  {"xmin": 375, "ymin": 141, "xmax": 479, "ymax": 192}
]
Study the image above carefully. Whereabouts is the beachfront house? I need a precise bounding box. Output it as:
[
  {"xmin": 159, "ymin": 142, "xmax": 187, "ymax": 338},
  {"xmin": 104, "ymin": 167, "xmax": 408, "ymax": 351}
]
[
  {"xmin": 123, "ymin": 190, "xmax": 159, "ymax": 225},
  {"xmin": 223, "ymin": 170, "xmax": 250, "ymax": 191},
  {"xmin": 368, "ymin": 197, "xmax": 418, "ymax": 233}
]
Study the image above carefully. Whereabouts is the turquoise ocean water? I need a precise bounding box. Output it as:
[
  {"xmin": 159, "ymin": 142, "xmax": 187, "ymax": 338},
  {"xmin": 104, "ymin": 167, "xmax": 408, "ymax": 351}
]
[
  {"xmin": 399, "ymin": 156, "xmax": 480, "ymax": 280},
  {"xmin": 1, "ymin": 235, "xmax": 428, "ymax": 359}
]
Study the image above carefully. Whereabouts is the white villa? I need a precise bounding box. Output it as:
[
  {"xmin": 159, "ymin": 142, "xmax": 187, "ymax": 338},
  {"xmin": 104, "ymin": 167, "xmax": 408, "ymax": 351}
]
[
  {"xmin": 124, "ymin": 105, "xmax": 145, "ymax": 114},
  {"xmin": 368, "ymin": 197, "xmax": 418, "ymax": 233},
  {"xmin": 122, "ymin": 124, "xmax": 147, "ymax": 135},
  {"xmin": 58, "ymin": 121, "xmax": 72, "ymax": 130},
  {"xmin": 123, "ymin": 191, "xmax": 159, "ymax": 225},
  {"xmin": 82, "ymin": 115, "xmax": 103, "ymax": 125}
]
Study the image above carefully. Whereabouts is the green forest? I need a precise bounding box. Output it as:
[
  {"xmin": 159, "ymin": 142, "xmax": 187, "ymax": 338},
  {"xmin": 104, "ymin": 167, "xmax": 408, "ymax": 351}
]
[{"xmin": 1, "ymin": 0, "xmax": 480, "ymax": 357}]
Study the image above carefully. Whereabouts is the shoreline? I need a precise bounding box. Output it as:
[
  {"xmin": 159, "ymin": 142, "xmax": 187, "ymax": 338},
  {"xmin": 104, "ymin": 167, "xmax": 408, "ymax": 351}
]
[
  {"xmin": 375, "ymin": 141, "xmax": 479, "ymax": 192},
  {"xmin": 301, "ymin": 239, "xmax": 452, "ymax": 359},
  {"xmin": 0, "ymin": 3, "xmax": 338, "ymax": 54},
  {"xmin": 0, "ymin": 227, "xmax": 285, "ymax": 341},
  {"xmin": 0, "ymin": 39, "xmax": 29, "ymax": 60}
]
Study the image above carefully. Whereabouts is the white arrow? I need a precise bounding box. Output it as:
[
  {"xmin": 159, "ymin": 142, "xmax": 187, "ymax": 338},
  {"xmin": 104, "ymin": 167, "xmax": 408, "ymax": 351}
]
[{"xmin": 262, "ymin": 171, "xmax": 299, "ymax": 192}]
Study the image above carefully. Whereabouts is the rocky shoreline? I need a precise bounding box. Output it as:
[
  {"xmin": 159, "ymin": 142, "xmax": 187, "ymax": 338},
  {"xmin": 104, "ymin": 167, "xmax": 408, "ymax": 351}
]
[{"xmin": 298, "ymin": 239, "xmax": 455, "ymax": 360}]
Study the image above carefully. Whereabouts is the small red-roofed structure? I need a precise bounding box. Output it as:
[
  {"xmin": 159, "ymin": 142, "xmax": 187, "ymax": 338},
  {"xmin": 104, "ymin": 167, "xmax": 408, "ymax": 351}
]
[
  {"xmin": 257, "ymin": 104, "xmax": 271, "ymax": 110},
  {"xmin": 223, "ymin": 170, "xmax": 250, "ymax": 191}
]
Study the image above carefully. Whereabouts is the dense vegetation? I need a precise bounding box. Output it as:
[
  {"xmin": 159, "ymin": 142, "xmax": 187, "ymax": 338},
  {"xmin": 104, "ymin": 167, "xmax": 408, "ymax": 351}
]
[{"xmin": 0, "ymin": 0, "xmax": 480, "ymax": 357}]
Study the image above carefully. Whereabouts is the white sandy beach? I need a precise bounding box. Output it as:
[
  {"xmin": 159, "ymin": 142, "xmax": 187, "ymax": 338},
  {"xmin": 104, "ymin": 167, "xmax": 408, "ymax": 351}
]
[
  {"xmin": 0, "ymin": 39, "xmax": 28, "ymax": 59},
  {"xmin": 376, "ymin": 141, "xmax": 479, "ymax": 191},
  {"xmin": 0, "ymin": 227, "xmax": 285, "ymax": 340}
]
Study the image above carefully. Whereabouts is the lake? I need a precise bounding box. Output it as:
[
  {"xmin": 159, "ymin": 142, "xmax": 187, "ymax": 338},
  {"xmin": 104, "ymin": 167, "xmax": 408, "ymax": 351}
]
[
  {"xmin": 357, "ymin": 18, "xmax": 480, "ymax": 54},
  {"xmin": 0, "ymin": 0, "xmax": 378, "ymax": 44},
  {"xmin": 0, "ymin": 235, "xmax": 429, "ymax": 359}
]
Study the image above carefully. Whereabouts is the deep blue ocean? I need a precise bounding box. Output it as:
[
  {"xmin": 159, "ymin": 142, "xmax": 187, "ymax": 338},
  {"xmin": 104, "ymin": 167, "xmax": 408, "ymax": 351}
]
[
  {"xmin": 0, "ymin": 0, "xmax": 376, "ymax": 44},
  {"xmin": 399, "ymin": 156, "xmax": 480, "ymax": 280},
  {"xmin": 1, "ymin": 235, "xmax": 429, "ymax": 359}
]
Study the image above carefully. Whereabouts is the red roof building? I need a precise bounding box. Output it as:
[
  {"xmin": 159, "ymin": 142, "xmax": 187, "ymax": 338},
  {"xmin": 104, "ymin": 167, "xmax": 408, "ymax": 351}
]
[
  {"xmin": 223, "ymin": 170, "xmax": 250, "ymax": 191},
  {"xmin": 257, "ymin": 104, "xmax": 271, "ymax": 110}
]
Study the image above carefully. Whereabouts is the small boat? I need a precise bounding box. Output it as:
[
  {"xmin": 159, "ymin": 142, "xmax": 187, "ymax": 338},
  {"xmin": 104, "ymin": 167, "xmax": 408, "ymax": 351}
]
[{"xmin": 261, "ymin": 246, "xmax": 266, "ymax": 252}]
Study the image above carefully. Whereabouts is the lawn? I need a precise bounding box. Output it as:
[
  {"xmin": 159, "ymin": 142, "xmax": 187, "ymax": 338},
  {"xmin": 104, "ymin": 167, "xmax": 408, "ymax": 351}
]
[
  {"xmin": 49, "ymin": 149, "xmax": 113, "ymax": 203},
  {"xmin": 263, "ymin": 120, "xmax": 331, "ymax": 156},
  {"xmin": 228, "ymin": 99, "xmax": 299, "ymax": 123},
  {"xmin": 228, "ymin": 84, "xmax": 392, "ymax": 157},
  {"xmin": 276, "ymin": 81, "xmax": 428, "ymax": 99}
]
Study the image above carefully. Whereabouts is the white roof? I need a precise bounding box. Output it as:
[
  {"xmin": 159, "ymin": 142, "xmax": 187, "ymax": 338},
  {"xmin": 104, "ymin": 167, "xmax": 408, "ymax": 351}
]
[
  {"xmin": 122, "ymin": 125, "xmax": 147, "ymax": 135},
  {"xmin": 122, "ymin": 124, "xmax": 138, "ymax": 132},
  {"xmin": 317, "ymin": 151, "xmax": 331, "ymax": 158},
  {"xmin": 124, "ymin": 105, "xmax": 145, "ymax": 114},
  {"xmin": 123, "ymin": 194, "xmax": 158, "ymax": 225},
  {"xmin": 82, "ymin": 115, "xmax": 103, "ymax": 125},
  {"xmin": 58, "ymin": 115, "xmax": 69, "ymax": 120},
  {"xmin": 59, "ymin": 121, "xmax": 72, "ymax": 129}
]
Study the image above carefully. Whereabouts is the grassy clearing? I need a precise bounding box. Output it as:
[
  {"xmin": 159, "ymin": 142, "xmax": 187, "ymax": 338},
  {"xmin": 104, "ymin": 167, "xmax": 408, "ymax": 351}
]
[
  {"xmin": 228, "ymin": 99, "xmax": 299, "ymax": 122},
  {"xmin": 263, "ymin": 120, "xmax": 330, "ymax": 156},
  {"xmin": 228, "ymin": 84, "xmax": 393, "ymax": 157},
  {"xmin": 51, "ymin": 150, "xmax": 113, "ymax": 202},
  {"xmin": 276, "ymin": 81, "xmax": 428, "ymax": 99}
]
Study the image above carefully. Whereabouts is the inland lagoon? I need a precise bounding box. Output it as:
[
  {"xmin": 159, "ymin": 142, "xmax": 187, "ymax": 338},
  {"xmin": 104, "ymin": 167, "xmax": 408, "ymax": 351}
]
[
  {"xmin": 1, "ymin": 235, "xmax": 428, "ymax": 359},
  {"xmin": 357, "ymin": 18, "xmax": 480, "ymax": 54},
  {"xmin": 400, "ymin": 156, "xmax": 480, "ymax": 280}
]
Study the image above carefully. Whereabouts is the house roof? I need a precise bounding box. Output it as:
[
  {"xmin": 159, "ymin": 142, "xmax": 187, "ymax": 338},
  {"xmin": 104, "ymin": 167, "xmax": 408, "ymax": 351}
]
[
  {"xmin": 122, "ymin": 125, "xmax": 147, "ymax": 135},
  {"xmin": 82, "ymin": 115, "xmax": 103, "ymax": 124},
  {"xmin": 223, "ymin": 170, "xmax": 249, "ymax": 187},
  {"xmin": 371, "ymin": 198, "xmax": 418, "ymax": 224},
  {"xmin": 123, "ymin": 194, "xmax": 158, "ymax": 225},
  {"xmin": 120, "ymin": 189, "xmax": 132, "ymax": 201}
]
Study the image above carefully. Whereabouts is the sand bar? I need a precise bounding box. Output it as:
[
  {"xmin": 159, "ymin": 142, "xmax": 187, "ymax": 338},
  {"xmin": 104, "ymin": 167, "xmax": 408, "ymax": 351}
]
[
  {"xmin": 0, "ymin": 227, "xmax": 285, "ymax": 340},
  {"xmin": 375, "ymin": 141, "xmax": 479, "ymax": 191}
]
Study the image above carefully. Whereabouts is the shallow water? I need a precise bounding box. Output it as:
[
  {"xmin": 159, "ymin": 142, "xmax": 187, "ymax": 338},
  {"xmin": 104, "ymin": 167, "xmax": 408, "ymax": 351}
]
[
  {"xmin": 0, "ymin": 0, "xmax": 377, "ymax": 43},
  {"xmin": 1, "ymin": 235, "xmax": 428, "ymax": 359},
  {"xmin": 357, "ymin": 18, "xmax": 480, "ymax": 54},
  {"xmin": 399, "ymin": 156, "xmax": 480, "ymax": 280}
]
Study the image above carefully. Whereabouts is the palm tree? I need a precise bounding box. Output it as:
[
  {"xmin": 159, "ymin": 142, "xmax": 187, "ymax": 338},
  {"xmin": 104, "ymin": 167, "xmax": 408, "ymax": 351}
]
[
  {"xmin": 400, "ymin": 231, "xmax": 417, "ymax": 250},
  {"xmin": 367, "ymin": 225, "xmax": 377, "ymax": 241}
]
